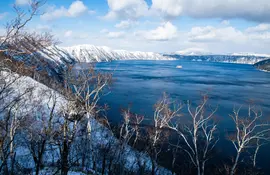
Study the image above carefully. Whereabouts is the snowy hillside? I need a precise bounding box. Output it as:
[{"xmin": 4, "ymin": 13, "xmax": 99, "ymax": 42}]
[
  {"xmin": 61, "ymin": 44, "xmax": 174, "ymax": 62},
  {"xmin": 166, "ymin": 54, "xmax": 269, "ymax": 65},
  {"xmin": 41, "ymin": 44, "xmax": 174, "ymax": 63},
  {"xmin": 2, "ymin": 71, "xmax": 171, "ymax": 175}
]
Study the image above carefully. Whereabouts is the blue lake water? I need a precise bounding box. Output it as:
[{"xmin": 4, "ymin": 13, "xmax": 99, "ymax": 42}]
[
  {"xmin": 79, "ymin": 59, "xmax": 270, "ymax": 172},
  {"xmin": 94, "ymin": 60, "xmax": 270, "ymax": 126}
]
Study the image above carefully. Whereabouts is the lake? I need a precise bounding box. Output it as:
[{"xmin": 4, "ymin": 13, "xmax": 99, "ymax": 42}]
[
  {"xmin": 94, "ymin": 60, "xmax": 270, "ymax": 125},
  {"xmin": 77, "ymin": 59, "xmax": 270, "ymax": 172}
]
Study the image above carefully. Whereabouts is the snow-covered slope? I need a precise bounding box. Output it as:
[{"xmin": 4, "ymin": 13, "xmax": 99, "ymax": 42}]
[
  {"xmin": 2, "ymin": 71, "xmax": 171, "ymax": 174},
  {"xmin": 40, "ymin": 44, "xmax": 173, "ymax": 63},
  {"xmin": 60, "ymin": 44, "xmax": 174, "ymax": 62}
]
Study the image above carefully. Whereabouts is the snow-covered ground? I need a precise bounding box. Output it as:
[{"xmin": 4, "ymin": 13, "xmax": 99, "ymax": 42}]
[
  {"xmin": 1, "ymin": 71, "xmax": 171, "ymax": 175},
  {"xmin": 41, "ymin": 44, "xmax": 174, "ymax": 64}
]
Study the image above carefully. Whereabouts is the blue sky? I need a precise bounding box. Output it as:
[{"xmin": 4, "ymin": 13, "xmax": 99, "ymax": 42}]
[{"xmin": 0, "ymin": 0, "xmax": 270, "ymax": 54}]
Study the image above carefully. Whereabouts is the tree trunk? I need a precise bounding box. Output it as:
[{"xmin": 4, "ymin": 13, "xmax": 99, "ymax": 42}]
[
  {"xmin": 253, "ymin": 145, "xmax": 260, "ymax": 167},
  {"xmin": 108, "ymin": 157, "xmax": 113, "ymax": 175},
  {"xmin": 61, "ymin": 140, "xmax": 69, "ymax": 175},
  {"xmin": 201, "ymin": 160, "xmax": 206, "ymax": 175},
  {"xmin": 151, "ymin": 159, "xmax": 156, "ymax": 175},
  {"xmin": 3, "ymin": 161, "xmax": 9, "ymax": 175},
  {"xmin": 230, "ymin": 151, "xmax": 240, "ymax": 175},
  {"xmin": 196, "ymin": 166, "xmax": 201, "ymax": 175},
  {"xmin": 10, "ymin": 152, "xmax": 16, "ymax": 175},
  {"xmin": 35, "ymin": 139, "xmax": 46, "ymax": 175},
  {"xmin": 101, "ymin": 154, "xmax": 106, "ymax": 175}
]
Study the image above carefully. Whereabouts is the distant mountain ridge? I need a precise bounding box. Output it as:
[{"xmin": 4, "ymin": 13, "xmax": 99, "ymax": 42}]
[
  {"xmin": 172, "ymin": 50, "xmax": 270, "ymax": 58},
  {"xmin": 165, "ymin": 54, "xmax": 270, "ymax": 65}
]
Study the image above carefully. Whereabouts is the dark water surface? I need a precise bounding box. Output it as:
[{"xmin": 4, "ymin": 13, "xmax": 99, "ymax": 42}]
[
  {"xmin": 94, "ymin": 60, "xmax": 270, "ymax": 123},
  {"xmin": 76, "ymin": 60, "xmax": 270, "ymax": 172}
]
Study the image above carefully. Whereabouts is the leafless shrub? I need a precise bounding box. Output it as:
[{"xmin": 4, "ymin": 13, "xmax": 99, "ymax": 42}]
[
  {"xmin": 0, "ymin": 0, "xmax": 57, "ymax": 56},
  {"xmin": 228, "ymin": 106, "xmax": 270, "ymax": 175},
  {"xmin": 164, "ymin": 95, "xmax": 218, "ymax": 175}
]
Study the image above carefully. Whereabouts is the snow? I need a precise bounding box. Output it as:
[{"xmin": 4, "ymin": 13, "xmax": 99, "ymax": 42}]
[
  {"xmin": 173, "ymin": 49, "xmax": 270, "ymax": 64},
  {"xmin": 40, "ymin": 44, "xmax": 174, "ymax": 64},
  {"xmin": 0, "ymin": 71, "xmax": 65, "ymax": 119},
  {"xmin": 260, "ymin": 69, "xmax": 270, "ymax": 73},
  {"xmin": 171, "ymin": 54, "xmax": 269, "ymax": 65},
  {"xmin": 174, "ymin": 49, "xmax": 270, "ymax": 58},
  {"xmin": 219, "ymin": 57, "xmax": 266, "ymax": 64},
  {"xmin": 231, "ymin": 52, "xmax": 270, "ymax": 57},
  {"xmin": 1, "ymin": 71, "xmax": 171, "ymax": 175}
]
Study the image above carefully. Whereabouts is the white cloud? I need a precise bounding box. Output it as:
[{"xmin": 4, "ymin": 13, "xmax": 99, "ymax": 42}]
[
  {"xmin": 0, "ymin": 12, "xmax": 8, "ymax": 20},
  {"xmin": 188, "ymin": 23, "xmax": 270, "ymax": 46},
  {"xmin": 175, "ymin": 48, "xmax": 211, "ymax": 55},
  {"xmin": 68, "ymin": 1, "xmax": 87, "ymax": 17},
  {"xmin": 100, "ymin": 29, "xmax": 125, "ymax": 38},
  {"xmin": 41, "ymin": 0, "xmax": 88, "ymax": 20},
  {"xmin": 151, "ymin": 0, "xmax": 183, "ymax": 18},
  {"xmin": 103, "ymin": 0, "xmax": 270, "ymax": 22},
  {"xmin": 64, "ymin": 30, "xmax": 73, "ymax": 37},
  {"xmin": 100, "ymin": 29, "xmax": 109, "ymax": 34},
  {"xmin": 74, "ymin": 33, "xmax": 90, "ymax": 39},
  {"xmin": 248, "ymin": 32, "xmax": 270, "ymax": 40},
  {"xmin": 188, "ymin": 26, "xmax": 246, "ymax": 43},
  {"xmin": 115, "ymin": 20, "xmax": 138, "ymax": 29},
  {"xmin": 104, "ymin": 0, "xmax": 148, "ymax": 20},
  {"xmin": 246, "ymin": 23, "xmax": 270, "ymax": 33},
  {"xmin": 15, "ymin": 0, "xmax": 30, "ymax": 6},
  {"xmin": 107, "ymin": 31, "xmax": 125, "ymax": 38},
  {"xmin": 151, "ymin": 0, "xmax": 270, "ymax": 22},
  {"xmin": 138, "ymin": 22, "xmax": 178, "ymax": 41},
  {"xmin": 57, "ymin": 24, "xmax": 270, "ymax": 54}
]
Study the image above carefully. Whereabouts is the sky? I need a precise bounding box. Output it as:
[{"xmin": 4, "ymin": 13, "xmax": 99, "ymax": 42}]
[{"xmin": 0, "ymin": 0, "xmax": 270, "ymax": 54}]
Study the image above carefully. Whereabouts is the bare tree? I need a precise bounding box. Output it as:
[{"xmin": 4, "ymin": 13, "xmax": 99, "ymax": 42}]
[
  {"xmin": 157, "ymin": 95, "xmax": 218, "ymax": 175},
  {"xmin": 63, "ymin": 64, "xmax": 112, "ymax": 132},
  {"xmin": 145, "ymin": 93, "xmax": 182, "ymax": 175},
  {"xmin": 0, "ymin": 0, "xmax": 56, "ymax": 56},
  {"xmin": 119, "ymin": 108, "xmax": 144, "ymax": 147},
  {"xmin": 228, "ymin": 106, "xmax": 270, "ymax": 175},
  {"xmin": 0, "ymin": 65, "xmax": 35, "ymax": 174},
  {"xmin": 23, "ymin": 90, "xmax": 59, "ymax": 175},
  {"xmin": 49, "ymin": 65, "xmax": 112, "ymax": 175},
  {"xmin": 0, "ymin": 0, "xmax": 60, "ymax": 93},
  {"xmin": 115, "ymin": 108, "xmax": 144, "ymax": 175}
]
